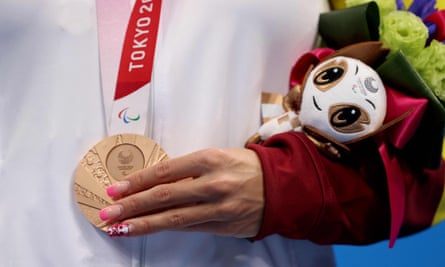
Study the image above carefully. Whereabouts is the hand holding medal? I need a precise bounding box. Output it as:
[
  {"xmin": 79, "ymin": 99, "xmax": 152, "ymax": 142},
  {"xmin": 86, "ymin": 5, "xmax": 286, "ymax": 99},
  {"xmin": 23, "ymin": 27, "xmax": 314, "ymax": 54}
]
[{"xmin": 97, "ymin": 148, "xmax": 264, "ymax": 238}]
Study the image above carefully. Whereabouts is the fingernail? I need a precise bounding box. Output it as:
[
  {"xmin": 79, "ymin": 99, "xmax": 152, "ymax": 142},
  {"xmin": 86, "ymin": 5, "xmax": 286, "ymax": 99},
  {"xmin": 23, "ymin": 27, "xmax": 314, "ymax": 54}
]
[
  {"xmin": 106, "ymin": 181, "xmax": 130, "ymax": 198},
  {"xmin": 99, "ymin": 205, "xmax": 123, "ymax": 221},
  {"xmin": 107, "ymin": 223, "xmax": 132, "ymax": 237}
]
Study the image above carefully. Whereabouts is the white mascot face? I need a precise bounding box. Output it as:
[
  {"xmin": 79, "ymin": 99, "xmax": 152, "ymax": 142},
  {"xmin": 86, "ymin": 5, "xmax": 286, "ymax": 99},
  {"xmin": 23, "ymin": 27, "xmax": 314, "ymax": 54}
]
[{"xmin": 299, "ymin": 56, "xmax": 386, "ymax": 143}]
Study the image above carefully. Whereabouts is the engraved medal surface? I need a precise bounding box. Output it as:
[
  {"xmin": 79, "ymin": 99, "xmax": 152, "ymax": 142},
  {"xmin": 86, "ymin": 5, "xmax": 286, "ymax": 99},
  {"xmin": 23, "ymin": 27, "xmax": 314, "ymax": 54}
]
[{"xmin": 74, "ymin": 134, "xmax": 168, "ymax": 231}]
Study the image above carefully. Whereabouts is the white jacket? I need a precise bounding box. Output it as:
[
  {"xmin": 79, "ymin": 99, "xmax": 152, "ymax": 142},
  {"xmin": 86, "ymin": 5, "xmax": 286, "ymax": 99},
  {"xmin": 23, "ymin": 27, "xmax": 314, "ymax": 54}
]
[{"xmin": 0, "ymin": 0, "xmax": 334, "ymax": 266}]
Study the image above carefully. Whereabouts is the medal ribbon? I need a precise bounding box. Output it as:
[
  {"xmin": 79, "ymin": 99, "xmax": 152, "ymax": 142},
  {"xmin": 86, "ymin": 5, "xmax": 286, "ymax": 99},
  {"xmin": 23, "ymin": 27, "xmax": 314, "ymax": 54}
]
[{"xmin": 96, "ymin": 0, "xmax": 162, "ymax": 135}]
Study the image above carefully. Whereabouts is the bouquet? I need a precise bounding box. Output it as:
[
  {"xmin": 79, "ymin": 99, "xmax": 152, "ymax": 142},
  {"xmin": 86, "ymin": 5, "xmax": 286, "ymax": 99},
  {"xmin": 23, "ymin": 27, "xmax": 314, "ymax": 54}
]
[
  {"xmin": 252, "ymin": 1, "xmax": 445, "ymax": 246},
  {"xmin": 316, "ymin": 0, "xmax": 445, "ymax": 247}
]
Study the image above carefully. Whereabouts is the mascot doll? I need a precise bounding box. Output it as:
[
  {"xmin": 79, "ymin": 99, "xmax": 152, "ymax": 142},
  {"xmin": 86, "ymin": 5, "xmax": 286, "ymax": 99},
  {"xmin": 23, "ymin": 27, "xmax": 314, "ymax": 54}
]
[{"xmin": 248, "ymin": 42, "xmax": 403, "ymax": 159}]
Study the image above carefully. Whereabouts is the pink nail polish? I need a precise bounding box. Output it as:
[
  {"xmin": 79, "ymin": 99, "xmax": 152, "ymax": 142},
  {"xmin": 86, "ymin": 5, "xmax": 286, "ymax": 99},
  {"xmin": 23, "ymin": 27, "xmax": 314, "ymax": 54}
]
[
  {"xmin": 107, "ymin": 223, "xmax": 131, "ymax": 237},
  {"xmin": 99, "ymin": 205, "xmax": 123, "ymax": 221},
  {"xmin": 106, "ymin": 181, "xmax": 130, "ymax": 198}
]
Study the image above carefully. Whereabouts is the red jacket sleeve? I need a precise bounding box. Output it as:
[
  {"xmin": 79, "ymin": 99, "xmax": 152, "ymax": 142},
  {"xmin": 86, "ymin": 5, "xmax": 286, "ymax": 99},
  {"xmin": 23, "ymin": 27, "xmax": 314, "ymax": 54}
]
[{"xmin": 248, "ymin": 131, "xmax": 445, "ymax": 245}]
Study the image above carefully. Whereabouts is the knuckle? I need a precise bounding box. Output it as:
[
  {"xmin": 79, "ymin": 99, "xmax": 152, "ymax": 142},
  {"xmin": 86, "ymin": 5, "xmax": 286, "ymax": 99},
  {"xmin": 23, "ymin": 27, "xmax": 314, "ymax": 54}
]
[
  {"xmin": 198, "ymin": 148, "xmax": 228, "ymax": 169},
  {"xmin": 154, "ymin": 160, "xmax": 172, "ymax": 180},
  {"xmin": 132, "ymin": 171, "xmax": 146, "ymax": 188},
  {"xmin": 167, "ymin": 213, "xmax": 186, "ymax": 228},
  {"xmin": 206, "ymin": 176, "xmax": 237, "ymax": 197},
  {"xmin": 152, "ymin": 185, "xmax": 173, "ymax": 204}
]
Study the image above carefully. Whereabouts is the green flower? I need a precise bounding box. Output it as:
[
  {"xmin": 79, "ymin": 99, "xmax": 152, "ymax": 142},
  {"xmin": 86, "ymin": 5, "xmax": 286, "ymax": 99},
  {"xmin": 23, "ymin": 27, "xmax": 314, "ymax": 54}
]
[
  {"xmin": 345, "ymin": 0, "xmax": 396, "ymax": 17},
  {"xmin": 412, "ymin": 40, "xmax": 445, "ymax": 102},
  {"xmin": 379, "ymin": 10, "xmax": 428, "ymax": 59}
]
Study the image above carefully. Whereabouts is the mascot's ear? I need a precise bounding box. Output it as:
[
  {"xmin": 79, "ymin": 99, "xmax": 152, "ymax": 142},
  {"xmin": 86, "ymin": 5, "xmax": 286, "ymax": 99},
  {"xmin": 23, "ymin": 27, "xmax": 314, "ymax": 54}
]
[
  {"xmin": 283, "ymin": 85, "xmax": 302, "ymax": 112},
  {"xmin": 285, "ymin": 64, "xmax": 314, "ymax": 113},
  {"xmin": 326, "ymin": 41, "xmax": 389, "ymax": 68}
]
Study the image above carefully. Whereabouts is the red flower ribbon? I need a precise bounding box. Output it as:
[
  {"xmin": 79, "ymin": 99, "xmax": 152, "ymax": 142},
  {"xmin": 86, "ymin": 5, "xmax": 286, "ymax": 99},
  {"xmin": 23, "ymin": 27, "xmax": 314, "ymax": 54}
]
[
  {"xmin": 425, "ymin": 10, "xmax": 445, "ymax": 42},
  {"xmin": 380, "ymin": 87, "xmax": 428, "ymax": 247}
]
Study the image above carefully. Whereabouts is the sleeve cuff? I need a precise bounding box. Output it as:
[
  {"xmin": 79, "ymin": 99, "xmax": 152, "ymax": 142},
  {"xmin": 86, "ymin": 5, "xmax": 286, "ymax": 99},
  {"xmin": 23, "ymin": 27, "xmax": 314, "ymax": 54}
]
[{"xmin": 248, "ymin": 132, "xmax": 329, "ymax": 240}]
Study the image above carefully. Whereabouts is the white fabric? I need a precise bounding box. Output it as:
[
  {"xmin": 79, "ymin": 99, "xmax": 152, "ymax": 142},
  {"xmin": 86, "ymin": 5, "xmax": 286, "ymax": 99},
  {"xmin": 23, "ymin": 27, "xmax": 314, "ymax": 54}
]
[{"xmin": 0, "ymin": 0, "xmax": 335, "ymax": 266}]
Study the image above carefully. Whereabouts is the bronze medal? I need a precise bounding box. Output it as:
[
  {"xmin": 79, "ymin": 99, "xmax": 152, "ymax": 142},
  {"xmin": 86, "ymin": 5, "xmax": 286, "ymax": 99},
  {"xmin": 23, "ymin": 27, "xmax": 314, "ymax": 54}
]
[{"xmin": 74, "ymin": 134, "xmax": 168, "ymax": 231}]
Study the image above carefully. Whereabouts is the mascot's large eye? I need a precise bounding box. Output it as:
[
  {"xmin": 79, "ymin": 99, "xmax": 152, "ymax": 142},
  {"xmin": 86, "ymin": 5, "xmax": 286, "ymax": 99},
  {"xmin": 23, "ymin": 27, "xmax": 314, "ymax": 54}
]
[
  {"xmin": 314, "ymin": 67, "xmax": 344, "ymax": 85},
  {"xmin": 329, "ymin": 104, "xmax": 370, "ymax": 134},
  {"xmin": 312, "ymin": 59, "xmax": 348, "ymax": 92}
]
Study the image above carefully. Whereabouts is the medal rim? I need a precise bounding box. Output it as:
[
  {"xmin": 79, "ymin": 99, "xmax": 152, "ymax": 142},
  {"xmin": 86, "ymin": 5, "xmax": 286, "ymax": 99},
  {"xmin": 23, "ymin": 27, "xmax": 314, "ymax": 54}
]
[{"xmin": 73, "ymin": 133, "xmax": 168, "ymax": 231}]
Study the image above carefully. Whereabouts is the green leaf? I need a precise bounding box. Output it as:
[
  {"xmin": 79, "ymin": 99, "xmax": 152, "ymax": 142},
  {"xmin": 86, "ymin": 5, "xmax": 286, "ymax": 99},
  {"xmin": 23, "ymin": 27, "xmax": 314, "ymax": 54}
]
[{"xmin": 319, "ymin": 2, "xmax": 380, "ymax": 49}]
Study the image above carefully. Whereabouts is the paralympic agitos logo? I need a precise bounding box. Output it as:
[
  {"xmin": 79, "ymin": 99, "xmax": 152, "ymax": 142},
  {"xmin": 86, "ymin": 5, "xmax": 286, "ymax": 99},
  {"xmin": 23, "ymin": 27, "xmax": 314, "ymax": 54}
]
[{"xmin": 118, "ymin": 107, "xmax": 141, "ymax": 124}]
